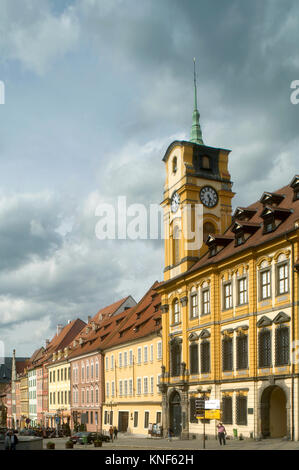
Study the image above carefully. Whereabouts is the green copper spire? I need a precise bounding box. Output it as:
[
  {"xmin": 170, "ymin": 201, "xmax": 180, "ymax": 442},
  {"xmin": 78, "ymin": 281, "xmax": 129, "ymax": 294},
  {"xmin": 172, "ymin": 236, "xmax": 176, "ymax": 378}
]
[{"xmin": 190, "ymin": 58, "xmax": 204, "ymax": 145}]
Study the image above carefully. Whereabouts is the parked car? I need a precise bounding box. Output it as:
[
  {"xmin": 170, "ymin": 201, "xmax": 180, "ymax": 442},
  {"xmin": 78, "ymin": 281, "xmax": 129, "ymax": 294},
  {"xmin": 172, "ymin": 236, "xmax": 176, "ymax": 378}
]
[
  {"xmin": 90, "ymin": 432, "xmax": 110, "ymax": 442},
  {"xmin": 70, "ymin": 432, "xmax": 93, "ymax": 445}
]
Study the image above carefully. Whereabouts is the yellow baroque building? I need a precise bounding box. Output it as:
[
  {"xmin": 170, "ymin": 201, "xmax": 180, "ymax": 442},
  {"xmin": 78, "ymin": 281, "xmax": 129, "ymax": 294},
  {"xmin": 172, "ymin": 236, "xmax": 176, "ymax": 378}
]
[
  {"xmin": 47, "ymin": 349, "xmax": 72, "ymax": 427},
  {"xmin": 102, "ymin": 283, "xmax": 163, "ymax": 437},
  {"xmin": 156, "ymin": 89, "xmax": 299, "ymax": 439}
]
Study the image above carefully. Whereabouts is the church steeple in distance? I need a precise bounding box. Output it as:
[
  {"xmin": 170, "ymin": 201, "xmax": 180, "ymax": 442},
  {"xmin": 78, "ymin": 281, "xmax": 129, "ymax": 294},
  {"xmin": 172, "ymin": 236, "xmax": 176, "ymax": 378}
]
[{"xmin": 190, "ymin": 58, "xmax": 204, "ymax": 145}]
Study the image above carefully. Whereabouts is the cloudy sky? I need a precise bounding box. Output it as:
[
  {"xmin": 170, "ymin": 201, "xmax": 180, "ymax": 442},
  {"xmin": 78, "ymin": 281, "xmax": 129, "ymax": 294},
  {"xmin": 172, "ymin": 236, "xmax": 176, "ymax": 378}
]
[{"xmin": 0, "ymin": 0, "xmax": 298, "ymax": 356}]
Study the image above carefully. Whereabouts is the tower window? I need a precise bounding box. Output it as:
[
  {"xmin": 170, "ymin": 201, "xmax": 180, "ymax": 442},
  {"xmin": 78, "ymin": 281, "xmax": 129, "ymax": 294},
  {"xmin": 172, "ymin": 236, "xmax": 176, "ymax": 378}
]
[
  {"xmin": 201, "ymin": 155, "xmax": 210, "ymax": 169},
  {"xmin": 173, "ymin": 226, "xmax": 180, "ymax": 265},
  {"xmin": 203, "ymin": 222, "xmax": 216, "ymax": 243},
  {"xmin": 172, "ymin": 157, "xmax": 177, "ymax": 173}
]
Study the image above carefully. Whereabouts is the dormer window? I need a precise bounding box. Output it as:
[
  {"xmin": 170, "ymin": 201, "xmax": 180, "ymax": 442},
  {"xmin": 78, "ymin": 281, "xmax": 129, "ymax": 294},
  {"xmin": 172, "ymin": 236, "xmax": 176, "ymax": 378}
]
[
  {"xmin": 290, "ymin": 175, "xmax": 299, "ymax": 201},
  {"xmin": 261, "ymin": 206, "xmax": 291, "ymax": 234},
  {"xmin": 206, "ymin": 234, "xmax": 234, "ymax": 257},
  {"xmin": 233, "ymin": 207, "xmax": 257, "ymax": 222},
  {"xmin": 236, "ymin": 234, "xmax": 244, "ymax": 246},
  {"xmin": 260, "ymin": 192, "xmax": 285, "ymax": 207}
]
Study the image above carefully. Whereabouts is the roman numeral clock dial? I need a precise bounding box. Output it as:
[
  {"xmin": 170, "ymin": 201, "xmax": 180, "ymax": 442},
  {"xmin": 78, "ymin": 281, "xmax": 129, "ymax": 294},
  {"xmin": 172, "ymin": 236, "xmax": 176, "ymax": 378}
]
[
  {"xmin": 171, "ymin": 191, "xmax": 180, "ymax": 213},
  {"xmin": 200, "ymin": 186, "xmax": 218, "ymax": 208}
]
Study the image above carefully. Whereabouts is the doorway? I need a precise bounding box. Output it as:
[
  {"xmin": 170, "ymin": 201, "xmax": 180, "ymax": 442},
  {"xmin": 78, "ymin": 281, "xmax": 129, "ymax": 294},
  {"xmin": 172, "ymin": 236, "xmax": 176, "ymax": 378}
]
[
  {"xmin": 118, "ymin": 411, "xmax": 129, "ymax": 432},
  {"xmin": 169, "ymin": 391, "xmax": 182, "ymax": 437},
  {"xmin": 261, "ymin": 385, "xmax": 287, "ymax": 438}
]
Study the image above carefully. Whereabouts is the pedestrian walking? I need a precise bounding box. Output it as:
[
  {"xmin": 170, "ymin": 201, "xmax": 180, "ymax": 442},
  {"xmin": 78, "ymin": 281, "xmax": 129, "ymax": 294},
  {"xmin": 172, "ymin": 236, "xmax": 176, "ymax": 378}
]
[
  {"xmin": 10, "ymin": 431, "xmax": 18, "ymax": 450},
  {"xmin": 109, "ymin": 425, "xmax": 114, "ymax": 442},
  {"xmin": 113, "ymin": 426, "xmax": 118, "ymax": 440},
  {"xmin": 167, "ymin": 427, "xmax": 173, "ymax": 442},
  {"xmin": 4, "ymin": 431, "xmax": 11, "ymax": 450},
  {"xmin": 216, "ymin": 422, "xmax": 227, "ymax": 445}
]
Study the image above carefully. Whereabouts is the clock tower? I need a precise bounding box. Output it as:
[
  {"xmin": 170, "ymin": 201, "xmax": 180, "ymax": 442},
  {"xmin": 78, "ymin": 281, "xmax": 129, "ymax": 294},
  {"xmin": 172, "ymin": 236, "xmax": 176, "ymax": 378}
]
[{"xmin": 161, "ymin": 60, "xmax": 235, "ymax": 281}]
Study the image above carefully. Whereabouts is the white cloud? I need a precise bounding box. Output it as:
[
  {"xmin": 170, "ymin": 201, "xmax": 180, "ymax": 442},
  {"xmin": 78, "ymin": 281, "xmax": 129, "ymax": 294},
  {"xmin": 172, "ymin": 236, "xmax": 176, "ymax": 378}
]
[{"xmin": 0, "ymin": 0, "xmax": 80, "ymax": 74}]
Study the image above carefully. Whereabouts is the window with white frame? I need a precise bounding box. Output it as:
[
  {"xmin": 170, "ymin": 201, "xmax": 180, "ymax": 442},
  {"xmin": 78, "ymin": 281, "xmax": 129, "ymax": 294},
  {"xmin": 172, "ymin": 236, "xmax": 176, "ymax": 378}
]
[
  {"xmin": 223, "ymin": 282, "xmax": 233, "ymax": 309},
  {"xmin": 111, "ymin": 355, "xmax": 114, "ymax": 370},
  {"xmin": 137, "ymin": 347, "xmax": 142, "ymax": 364},
  {"xmin": 129, "ymin": 350, "xmax": 133, "ymax": 366},
  {"xmin": 150, "ymin": 344, "xmax": 154, "ymax": 362},
  {"xmin": 105, "ymin": 356, "xmax": 109, "ymax": 371},
  {"xmin": 238, "ymin": 278, "xmax": 247, "ymax": 305},
  {"xmin": 202, "ymin": 288, "xmax": 210, "ymax": 314},
  {"xmin": 86, "ymin": 363, "xmax": 89, "ymax": 380},
  {"xmin": 91, "ymin": 362, "xmax": 94, "ymax": 379},
  {"xmin": 95, "ymin": 388, "xmax": 99, "ymax": 403},
  {"xmin": 81, "ymin": 365, "xmax": 85, "ymax": 381},
  {"xmin": 124, "ymin": 351, "xmax": 128, "ymax": 367},
  {"xmin": 144, "ymin": 377, "xmax": 148, "ymax": 394},
  {"xmin": 277, "ymin": 263, "xmax": 288, "ymax": 295},
  {"xmin": 144, "ymin": 346, "xmax": 148, "ymax": 363},
  {"xmin": 137, "ymin": 378, "xmax": 142, "ymax": 395},
  {"xmin": 157, "ymin": 341, "xmax": 162, "ymax": 360},
  {"xmin": 260, "ymin": 269, "xmax": 271, "ymax": 300},
  {"xmin": 106, "ymin": 382, "xmax": 109, "ymax": 398},
  {"xmin": 111, "ymin": 381, "xmax": 115, "ymax": 397},
  {"xmin": 119, "ymin": 352, "xmax": 122, "ymax": 368},
  {"xmin": 190, "ymin": 293, "xmax": 198, "ymax": 318},
  {"xmin": 150, "ymin": 376, "xmax": 154, "ymax": 394},
  {"xmin": 124, "ymin": 379, "xmax": 128, "ymax": 396},
  {"xmin": 95, "ymin": 361, "xmax": 99, "ymax": 378},
  {"xmin": 129, "ymin": 378, "xmax": 133, "ymax": 396},
  {"xmin": 119, "ymin": 380, "xmax": 123, "ymax": 396},
  {"xmin": 173, "ymin": 299, "xmax": 180, "ymax": 324}
]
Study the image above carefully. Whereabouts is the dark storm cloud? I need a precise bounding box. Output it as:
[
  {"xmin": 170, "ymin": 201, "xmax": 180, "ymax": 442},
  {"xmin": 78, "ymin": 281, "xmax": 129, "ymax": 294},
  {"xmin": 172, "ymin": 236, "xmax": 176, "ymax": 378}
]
[{"xmin": 1, "ymin": 0, "xmax": 298, "ymax": 354}]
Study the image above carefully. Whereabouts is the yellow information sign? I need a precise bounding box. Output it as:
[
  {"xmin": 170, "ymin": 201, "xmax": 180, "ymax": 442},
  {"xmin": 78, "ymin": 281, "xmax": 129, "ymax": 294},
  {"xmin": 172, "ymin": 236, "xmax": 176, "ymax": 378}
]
[{"xmin": 204, "ymin": 409, "xmax": 221, "ymax": 420}]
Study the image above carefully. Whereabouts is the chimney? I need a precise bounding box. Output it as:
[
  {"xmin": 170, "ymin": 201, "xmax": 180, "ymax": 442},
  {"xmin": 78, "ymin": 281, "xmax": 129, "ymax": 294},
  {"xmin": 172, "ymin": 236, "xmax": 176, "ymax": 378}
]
[
  {"xmin": 57, "ymin": 324, "xmax": 64, "ymax": 336},
  {"xmin": 88, "ymin": 316, "xmax": 91, "ymax": 323},
  {"xmin": 45, "ymin": 339, "xmax": 50, "ymax": 348}
]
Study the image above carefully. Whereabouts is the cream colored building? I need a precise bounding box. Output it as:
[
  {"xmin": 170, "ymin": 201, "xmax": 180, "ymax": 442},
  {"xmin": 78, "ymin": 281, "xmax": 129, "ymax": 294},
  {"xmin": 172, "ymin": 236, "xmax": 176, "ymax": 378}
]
[
  {"xmin": 47, "ymin": 348, "xmax": 71, "ymax": 427},
  {"xmin": 102, "ymin": 283, "xmax": 163, "ymax": 436}
]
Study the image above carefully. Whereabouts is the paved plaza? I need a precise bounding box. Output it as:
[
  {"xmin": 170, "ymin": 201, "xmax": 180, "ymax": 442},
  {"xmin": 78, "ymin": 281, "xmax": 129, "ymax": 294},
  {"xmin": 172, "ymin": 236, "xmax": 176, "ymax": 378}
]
[{"xmin": 42, "ymin": 435, "xmax": 299, "ymax": 451}]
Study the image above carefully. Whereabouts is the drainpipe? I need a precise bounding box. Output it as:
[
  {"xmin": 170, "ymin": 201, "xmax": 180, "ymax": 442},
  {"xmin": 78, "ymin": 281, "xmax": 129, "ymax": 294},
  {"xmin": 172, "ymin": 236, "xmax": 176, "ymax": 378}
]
[{"xmin": 286, "ymin": 233, "xmax": 295, "ymax": 441}]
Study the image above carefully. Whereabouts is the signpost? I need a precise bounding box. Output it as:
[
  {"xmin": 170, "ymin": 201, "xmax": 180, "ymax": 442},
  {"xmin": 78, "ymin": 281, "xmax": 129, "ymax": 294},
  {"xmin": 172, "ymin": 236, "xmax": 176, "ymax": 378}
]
[{"xmin": 196, "ymin": 396, "xmax": 221, "ymax": 449}]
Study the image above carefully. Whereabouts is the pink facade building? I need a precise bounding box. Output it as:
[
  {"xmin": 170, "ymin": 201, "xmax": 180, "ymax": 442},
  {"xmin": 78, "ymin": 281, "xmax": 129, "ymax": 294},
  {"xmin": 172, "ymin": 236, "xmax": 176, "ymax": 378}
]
[{"xmin": 69, "ymin": 296, "xmax": 136, "ymax": 432}]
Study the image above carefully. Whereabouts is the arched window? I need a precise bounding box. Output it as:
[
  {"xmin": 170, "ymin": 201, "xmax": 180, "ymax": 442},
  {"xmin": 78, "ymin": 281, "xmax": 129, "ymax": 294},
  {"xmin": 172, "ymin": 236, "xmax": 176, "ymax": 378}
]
[
  {"xmin": 173, "ymin": 299, "xmax": 180, "ymax": 324},
  {"xmin": 203, "ymin": 221, "xmax": 216, "ymax": 243}
]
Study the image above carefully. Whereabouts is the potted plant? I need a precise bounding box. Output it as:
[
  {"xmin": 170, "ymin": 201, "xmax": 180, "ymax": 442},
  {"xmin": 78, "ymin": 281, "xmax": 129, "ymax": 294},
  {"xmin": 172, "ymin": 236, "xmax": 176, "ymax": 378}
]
[
  {"xmin": 93, "ymin": 433, "xmax": 103, "ymax": 447},
  {"xmin": 47, "ymin": 441, "xmax": 55, "ymax": 450},
  {"xmin": 65, "ymin": 439, "xmax": 74, "ymax": 449}
]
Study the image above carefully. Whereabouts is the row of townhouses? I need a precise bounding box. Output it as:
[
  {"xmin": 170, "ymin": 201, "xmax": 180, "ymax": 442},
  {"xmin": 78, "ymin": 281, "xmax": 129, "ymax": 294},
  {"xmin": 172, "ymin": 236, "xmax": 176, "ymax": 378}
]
[{"xmin": 2, "ymin": 85, "xmax": 299, "ymax": 440}]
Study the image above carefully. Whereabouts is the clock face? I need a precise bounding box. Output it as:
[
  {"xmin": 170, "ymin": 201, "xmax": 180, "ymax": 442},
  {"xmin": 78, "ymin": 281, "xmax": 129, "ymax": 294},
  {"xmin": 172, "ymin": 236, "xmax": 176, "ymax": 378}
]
[
  {"xmin": 171, "ymin": 191, "xmax": 180, "ymax": 213},
  {"xmin": 200, "ymin": 186, "xmax": 218, "ymax": 208}
]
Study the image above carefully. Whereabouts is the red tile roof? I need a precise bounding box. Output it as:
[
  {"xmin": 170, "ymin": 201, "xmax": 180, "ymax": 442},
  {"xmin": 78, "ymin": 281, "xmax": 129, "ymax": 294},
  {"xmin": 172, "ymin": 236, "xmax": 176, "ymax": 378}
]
[
  {"xmin": 68, "ymin": 283, "xmax": 161, "ymax": 359},
  {"xmin": 189, "ymin": 178, "xmax": 299, "ymax": 273}
]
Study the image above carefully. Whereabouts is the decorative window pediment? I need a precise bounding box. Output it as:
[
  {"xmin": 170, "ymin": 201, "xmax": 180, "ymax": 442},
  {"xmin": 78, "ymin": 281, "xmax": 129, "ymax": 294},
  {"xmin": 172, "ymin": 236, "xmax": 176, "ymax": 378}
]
[
  {"xmin": 199, "ymin": 329, "xmax": 210, "ymax": 339},
  {"xmin": 189, "ymin": 332, "xmax": 199, "ymax": 342},
  {"xmin": 273, "ymin": 311, "xmax": 290, "ymax": 324},
  {"xmin": 170, "ymin": 336, "xmax": 182, "ymax": 346},
  {"xmin": 257, "ymin": 316, "xmax": 272, "ymax": 328}
]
